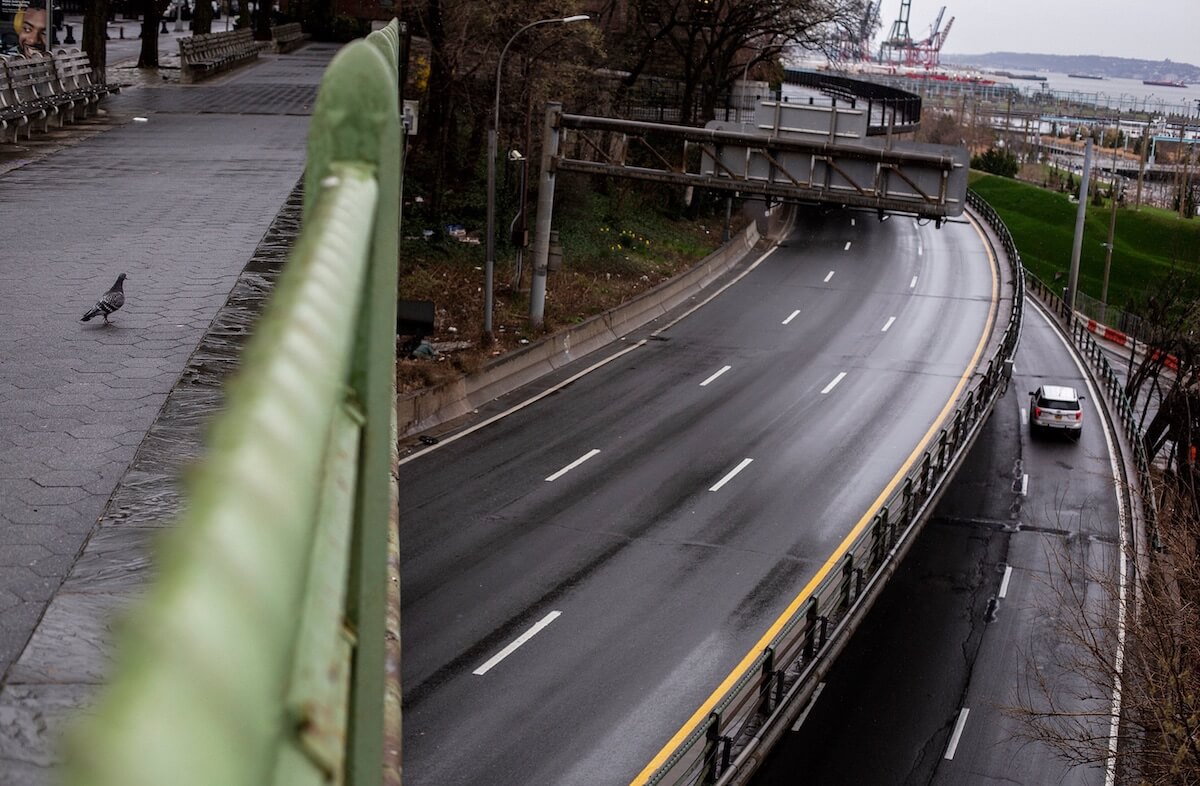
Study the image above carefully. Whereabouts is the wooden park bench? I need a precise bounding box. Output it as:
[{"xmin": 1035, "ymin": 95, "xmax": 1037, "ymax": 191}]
[
  {"xmin": 178, "ymin": 28, "xmax": 260, "ymax": 84},
  {"xmin": 270, "ymin": 22, "xmax": 307, "ymax": 54},
  {"xmin": 53, "ymin": 48, "xmax": 120, "ymax": 118},
  {"xmin": 0, "ymin": 60, "xmax": 38, "ymax": 142},
  {"xmin": 0, "ymin": 50, "xmax": 118, "ymax": 143}
]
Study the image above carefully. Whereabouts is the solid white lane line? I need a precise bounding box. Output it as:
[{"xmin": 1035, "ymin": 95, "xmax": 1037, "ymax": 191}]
[
  {"xmin": 1020, "ymin": 474, "xmax": 1029, "ymax": 496},
  {"xmin": 700, "ymin": 365, "xmax": 732, "ymax": 387},
  {"xmin": 944, "ymin": 707, "xmax": 970, "ymax": 760},
  {"xmin": 844, "ymin": 241, "xmax": 852, "ymax": 251},
  {"xmin": 791, "ymin": 682, "xmax": 827, "ymax": 731},
  {"xmin": 782, "ymin": 309, "xmax": 801, "ymax": 325},
  {"xmin": 1034, "ymin": 301, "xmax": 1130, "ymax": 786},
  {"xmin": 710, "ymin": 458, "xmax": 753, "ymax": 492},
  {"xmin": 881, "ymin": 316, "xmax": 896, "ymax": 332},
  {"xmin": 824, "ymin": 271, "xmax": 835, "ymax": 283},
  {"xmin": 473, "ymin": 611, "xmax": 562, "ymax": 676},
  {"xmin": 399, "ymin": 340, "xmax": 646, "ymax": 466},
  {"xmin": 910, "ymin": 275, "xmax": 918, "ymax": 289},
  {"xmin": 821, "ymin": 372, "xmax": 847, "ymax": 394},
  {"xmin": 999, "ymin": 565, "xmax": 1014, "ymax": 599},
  {"xmin": 544, "ymin": 449, "xmax": 601, "ymax": 482}
]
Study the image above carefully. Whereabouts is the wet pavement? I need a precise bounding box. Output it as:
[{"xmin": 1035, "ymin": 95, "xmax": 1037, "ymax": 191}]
[{"xmin": 0, "ymin": 38, "xmax": 336, "ymax": 784}]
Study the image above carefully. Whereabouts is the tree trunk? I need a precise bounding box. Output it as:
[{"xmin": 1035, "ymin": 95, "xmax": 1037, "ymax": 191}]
[
  {"xmin": 253, "ymin": 0, "xmax": 271, "ymax": 40},
  {"xmin": 137, "ymin": 0, "xmax": 161, "ymax": 68},
  {"xmin": 192, "ymin": 0, "xmax": 213, "ymax": 34},
  {"xmin": 83, "ymin": 0, "xmax": 110, "ymax": 82},
  {"xmin": 423, "ymin": 0, "xmax": 449, "ymax": 227}
]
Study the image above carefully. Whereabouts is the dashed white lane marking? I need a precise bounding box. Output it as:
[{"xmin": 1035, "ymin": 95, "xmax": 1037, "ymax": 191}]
[
  {"xmin": 910, "ymin": 275, "xmax": 918, "ymax": 289},
  {"xmin": 882, "ymin": 215, "xmax": 890, "ymax": 222},
  {"xmin": 1021, "ymin": 407, "xmax": 1028, "ymax": 425},
  {"xmin": 700, "ymin": 365, "xmax": 732, "ymax": 387},
  {"xmin": 999, "ymin": 565, "xmax": 1014, "ymax": 599},
  {"xmin": 944, "ymin": 707, "xmax": 970, "ymax": 759},
  {"xmin": 824, "ymin": 271, "xmax": 835, "ymax": 283},
  {"xmin": 791, "ymin": 682, "xmax": 827, "ymax": 731},
  {"xmin": 844, "ymin": 241, "xmax": 852, "ymax": 251},
  {"xmin": 544, "ymin": 449, "xmax": 601, "ymax": 482},
  {"xmin": 821, "ymin": 372, "xmax": 847, "ymax": 394},
  {"xmin": 881, "ymin": 316, "xmax": 896, "ymax": 332},
  {"xmin": 473, "ymin": 611, "xmax": 562, "ymax": 675},
  {"xmin": 851, "ymin": 218, "xmax": 856, "ymax": 227},
  {"xmin": 710, "ymin": 458, "xmax": 753, "ymax": 492},
  {"xmin": 1020, "ymin": 473, "xmax": 1029, "ymax": 496},
  {"xmin": 918, "ymin": 245, "xmax": 924, "ymax": 256},
  {"xmin": 913, "ymin": 219, "xmax": 921, "ymax": 229},
  {"xmin": 782, "ymin": 309, "xmax": 801, "ymax": 325}
]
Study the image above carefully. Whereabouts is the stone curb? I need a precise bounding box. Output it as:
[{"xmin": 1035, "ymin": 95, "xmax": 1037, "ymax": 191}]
[{"xmin": 397, "ymin": 218, "xmax": 765, "ymax": 437}]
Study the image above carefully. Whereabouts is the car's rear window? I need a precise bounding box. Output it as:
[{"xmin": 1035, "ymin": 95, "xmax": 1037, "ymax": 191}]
[{"xmin": 1039, "ymin": 397, "xmax": 1080, "ymax": 410}]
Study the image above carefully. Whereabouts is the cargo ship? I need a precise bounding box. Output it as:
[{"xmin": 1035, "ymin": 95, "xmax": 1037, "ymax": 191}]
[
  {"xmin": 1143, "ymin": 79, "xmax": 1187, "ymax": 88},
  {"xmin": 1068, "ymin": 73, "xmax": 1104, "ymax": 80}
]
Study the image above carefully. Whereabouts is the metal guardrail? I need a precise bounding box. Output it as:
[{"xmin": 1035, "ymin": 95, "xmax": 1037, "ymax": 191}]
[
  {"xmin": 1021, "ymin": 268, "xmax": 1161, "ymax": 550},
  {"xmin": 640, "ymin": 193, "xmax": 1024, "ymax": 786},
  {"xmin": 782, "ymin": 69, "xmax": 923, "ymax": 133},
  {"xmin": 60, "ymin": 21, "xmax": 402, "ymax": 786}
]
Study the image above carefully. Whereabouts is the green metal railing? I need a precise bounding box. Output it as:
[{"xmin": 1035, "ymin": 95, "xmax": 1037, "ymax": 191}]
[{"xmin": 62, "ymin": 21, "xmax": 402, "ymax": 786}]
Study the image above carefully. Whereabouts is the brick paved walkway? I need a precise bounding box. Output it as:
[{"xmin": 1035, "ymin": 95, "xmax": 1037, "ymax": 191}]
[{"xmin": 0, "ymin": 43, "xmax": 337, "ymax": 783}]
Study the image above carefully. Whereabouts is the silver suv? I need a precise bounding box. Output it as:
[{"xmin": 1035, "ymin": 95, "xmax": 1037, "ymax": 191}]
[{"xmin": 1029, "ymin": 384, "xmax": 1084, "ymax": 440}]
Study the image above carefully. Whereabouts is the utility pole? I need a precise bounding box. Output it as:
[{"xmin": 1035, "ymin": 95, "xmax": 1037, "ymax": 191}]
[
  {"xmin": 1101, "ymin": 183, "xmax": 1118, "ymax": 313},
  {"xmin": 1180, "ymin": 123, "xmax": 1190, "ymax": 219},
  {"xmin": 1101, "ymin": 115, "xmax": 1120, "ymax": 316},
  {"xmin": 1067, "ymin": 139, "xmax": 1094, "ymax": 314},
  {"xmin": 1135, "ymin": 120, "xmax": 1150, "ymax": 210}
]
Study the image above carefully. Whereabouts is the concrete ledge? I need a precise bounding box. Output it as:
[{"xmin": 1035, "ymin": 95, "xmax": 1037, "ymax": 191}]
[{"xmin": 397, "ymin": 218, "xmax": 764, "ymax": 437}]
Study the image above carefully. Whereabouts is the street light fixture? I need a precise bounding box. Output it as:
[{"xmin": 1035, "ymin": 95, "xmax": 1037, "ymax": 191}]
[{"xmin": 484, "ymin": 13, "xmax": 590, "ymax": 338}]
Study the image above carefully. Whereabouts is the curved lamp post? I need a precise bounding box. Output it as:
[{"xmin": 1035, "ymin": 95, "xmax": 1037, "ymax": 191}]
[{"xmin": 484, "ymin": 13, "xmax": 589, "ymax": 338}]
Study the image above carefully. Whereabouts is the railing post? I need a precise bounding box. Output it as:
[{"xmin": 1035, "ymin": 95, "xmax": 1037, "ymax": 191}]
[
  {"xmin": 759, "ymin": 648, "xmax": 776, "ymax": 714},
  {"xmin": 839, "ymin": 553, "xmax": 854, "ymax": 611},
  {"xmin": 803, "ymin": 597, "xmax": 818, "ymax": 661},
  {"xmin": 702, "ymin": 713, "xmax": 722, "ymax": 785}
]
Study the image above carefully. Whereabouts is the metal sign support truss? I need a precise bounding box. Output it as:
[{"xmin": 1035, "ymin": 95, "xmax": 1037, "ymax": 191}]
[
  {"xmin": 526, "ymin": 102, "xmax": 967, "ymax": 329},
  {"xmin": 555, "ymin": 112, "xmax": 963, "ymax": 217}
]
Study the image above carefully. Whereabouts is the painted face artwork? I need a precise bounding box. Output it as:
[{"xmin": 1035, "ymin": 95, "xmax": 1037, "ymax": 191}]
[{"xmin": 16, "ymin": 5, "xmax": 47, "ymax": 57}]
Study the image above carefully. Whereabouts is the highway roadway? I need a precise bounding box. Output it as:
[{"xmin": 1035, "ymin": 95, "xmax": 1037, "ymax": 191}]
[
  {"xmin": 398, "ymin": 207, "xmax": 1000, "ymax": 786},
  {"xmin": 752, "ymin": 300, "xmax": 1127, "ymax": 785}
]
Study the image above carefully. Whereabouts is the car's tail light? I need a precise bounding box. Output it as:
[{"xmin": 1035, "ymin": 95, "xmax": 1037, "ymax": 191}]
[
  {"xmin": 1076, "ymin": 411, "xmax": 1082, "ymax": 421},
  {"xmin": 1034, "ymin": 407, "xmax": 1042, "ymax": 418}
]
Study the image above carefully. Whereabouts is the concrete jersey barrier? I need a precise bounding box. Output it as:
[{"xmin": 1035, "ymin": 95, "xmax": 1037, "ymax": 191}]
[{"xmin": 397, "ymin": 216, "xmax": 768, "ymax": 437}]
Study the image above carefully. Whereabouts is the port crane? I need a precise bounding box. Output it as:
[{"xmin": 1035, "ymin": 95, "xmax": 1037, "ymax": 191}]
[{"xmin": 878, "ymin": 2, "xmax": 955, "ymax": 68}]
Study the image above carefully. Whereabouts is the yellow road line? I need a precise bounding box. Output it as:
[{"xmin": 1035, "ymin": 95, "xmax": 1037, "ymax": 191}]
[{"xmin": 630, "ymin": 215, "xmax": 1001, "ymax": 785}]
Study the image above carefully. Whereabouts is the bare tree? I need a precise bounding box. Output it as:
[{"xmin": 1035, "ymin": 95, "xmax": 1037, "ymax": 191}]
[
  {"xmin": 1009, "ymin": 481, "xmax": 1200, "ymax": 785},
  {"xmin": 136, "ymin": 0, "xmax": 172, "ymax": 68},
  {"xmin": 192, "ymin": 0, "xmax": 214, "ymax": 35},
  {"xmin": 402, "ymin": 0, "xmax": 603, "ymax": 229},
  {"xmin": 606, "ymin": 0, "xmax": 866, "ymax": 125},
  {"xmin": 1010, "ymin": 272, "xmax": 1200, "ymax": 783},
  {"xmin": 83, "ymin": 0, "xmax": 110, "ymax": 81}
]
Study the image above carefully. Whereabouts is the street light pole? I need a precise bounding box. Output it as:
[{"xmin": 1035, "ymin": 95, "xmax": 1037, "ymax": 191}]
[{"xmin": 485, "ymin": 13, "xmax": 589, "ymax": 339}]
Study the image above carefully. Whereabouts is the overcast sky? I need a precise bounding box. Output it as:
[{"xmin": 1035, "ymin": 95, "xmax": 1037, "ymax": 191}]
[{"xmin": 892, "ymin": 0, "xmax": 1198, "ymax": 64}]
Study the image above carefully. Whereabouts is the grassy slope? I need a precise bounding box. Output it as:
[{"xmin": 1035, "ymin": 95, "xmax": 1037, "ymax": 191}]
[{"xmin": 969, "ymin": 173, "xmax": 1200, "ymax": 311}]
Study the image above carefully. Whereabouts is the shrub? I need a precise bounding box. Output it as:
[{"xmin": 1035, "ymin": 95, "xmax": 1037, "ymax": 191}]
[{"xmin": 971, "ymin": 147, "xmax": 1020, "ymax": 178}]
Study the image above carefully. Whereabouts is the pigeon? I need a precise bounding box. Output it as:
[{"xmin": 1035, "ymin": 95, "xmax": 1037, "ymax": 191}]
[{"xmin": 80, "ymin": 273, "xmax": 127, "ymax": 324}]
